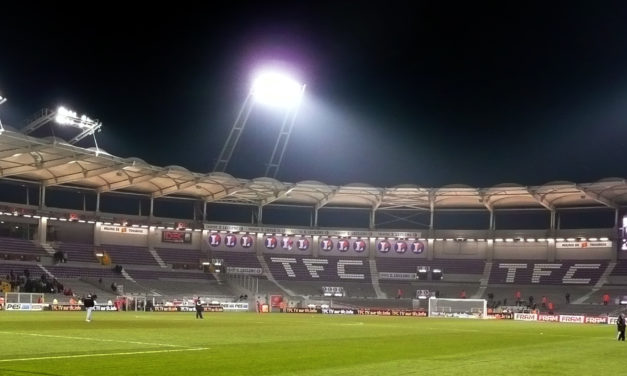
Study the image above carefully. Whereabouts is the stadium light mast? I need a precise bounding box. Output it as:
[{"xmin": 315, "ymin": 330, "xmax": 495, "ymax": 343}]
[
  {"xmin": 213, "ymin": 70, "xmax": 306, "ymax": 178},
  {"xmin": 21, "ymin": 105, "xmax": 103, "ymax": 151},
  {"xmin": 0, "ymin": 94, "xmax": 6, "ymax": 134}
]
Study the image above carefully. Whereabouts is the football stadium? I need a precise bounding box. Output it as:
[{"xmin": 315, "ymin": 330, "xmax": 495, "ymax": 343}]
[
  {"xmin": 3, "ymin": 4, "xmax": 627, "ymax": 375},
  {"xmin": 1, "ymin": 97, "xmax": 627, "ymax": 375}
]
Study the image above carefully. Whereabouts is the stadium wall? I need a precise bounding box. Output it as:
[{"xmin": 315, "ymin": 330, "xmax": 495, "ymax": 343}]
[
  {"xmin": 555, "ymin": 246, "xmax": 613, "ymax": 260},
  {"xmin": 48, "ymin": 220, "xmax": 93, "ymax": 243},
  {"xmin": 493, "ymin": 242, "xmax": 548, "ymax": 260},
  {"xmin": 433, "ymin": 241, "xmax": 486, "ymax": 259}
]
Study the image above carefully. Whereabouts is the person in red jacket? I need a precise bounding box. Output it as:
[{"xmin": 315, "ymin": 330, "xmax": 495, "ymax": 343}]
[
  {"xmin": 603, "ymin": 293, "xmax": 610, "ymax": 306},
  {"xmin": 460, "ymin": 290, "xmax": 467, "ymax": 299},
  {"xmin": 515, "ymin": 290, "xmax": 522, "ymax": 305},
  {"xmin": 548, "ymin": 301, "xmax": 554, "ymax": 314},
  {"xmin": 541, "ymin": 296, "xmax": 547, "ymax": 308}
]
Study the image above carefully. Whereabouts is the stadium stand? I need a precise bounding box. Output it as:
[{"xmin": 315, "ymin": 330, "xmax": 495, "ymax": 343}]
[
  {"xmin": 488, "ymin": 260, "xmax": 608, "ymax": 285},
  {"xmin": 212, "ymin": 251, "xmax": 264, "ymax": 270},
  {"xmin": 50, "ymin": 242, "xmax": 99, "ymax": 263},
  {"xmin": 100, "ymin": 244, "xmax": 159, "ymax": 266},
  {"xmin": 155, "ymin": 247, "xmax": 205, "ymax": 267},
  {"xmin": 0, "ymin": 237, "xmax": 47, "ymax": 256},
  {"xmin": 264, "ymin": 255, "xmax": 371, "ymax": 282}
]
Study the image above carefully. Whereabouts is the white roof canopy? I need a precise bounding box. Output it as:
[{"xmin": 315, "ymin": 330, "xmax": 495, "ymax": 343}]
[{"xmin": 0, "ymin": 130, "xmax": 625, "ymax": 210}]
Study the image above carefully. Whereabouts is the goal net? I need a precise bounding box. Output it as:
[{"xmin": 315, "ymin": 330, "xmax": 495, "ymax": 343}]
[
  {"xmin": 428, "ymin": 297, "xmax": 486, "ymax": 319},
  {"xmin": 3, "ymin": 292, "xmax": 46, "ymax": 311}
]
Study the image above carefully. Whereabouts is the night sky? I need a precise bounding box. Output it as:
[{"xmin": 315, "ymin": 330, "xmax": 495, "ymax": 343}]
[{"xmin": 1, "ymin": 3, "xmax": 627, "ymax": 188}]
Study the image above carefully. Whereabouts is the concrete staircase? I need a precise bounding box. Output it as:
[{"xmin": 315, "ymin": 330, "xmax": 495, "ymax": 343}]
[
  {"xmin": 480, "ymin": 261, "xmax": 492, "ymax": 287},
  {"xmin": 148, "ymin": 247, "xmax": 168, "ymax": 268},
  {"xmin": 573, "ymin": 261, "xmax": 616, "ymax": 304},
  {"xmin": 40, "ymin": 243, "xmax": 56, "ymax": 256},
  {"xmin": 473, "ymin": 261, "xmax": 492, "ymax": 299},
  {"xmin": 369, "ymin": 259, "xmax": 387, "ymax": 298},
  {"xmin": 121, "ymin": 269, "xmax": 136, "ymax": 283},
  {"xmin": 37, "ymin": 264, "xmax": 54, "ymax": 279}
]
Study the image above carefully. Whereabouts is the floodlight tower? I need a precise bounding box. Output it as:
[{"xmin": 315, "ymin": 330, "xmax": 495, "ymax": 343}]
[
  {"xmin": 213, "ymin": 70, "xmax": 306, "ymax": 178},
  {"xmin": 0, "ymin": 94, "xmax": 7, "ymax": 134},
  {"xmin": 21, "ymin": 106, "xmax": 103, "ymax": 151}
]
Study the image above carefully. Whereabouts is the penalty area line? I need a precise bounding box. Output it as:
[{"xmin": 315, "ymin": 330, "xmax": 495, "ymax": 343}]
[
  {"xmin": 0, "ymin": 347, "xmax": 210, "ymax": 363},
  {"xmin": 0, "ymin": 331, "xmax": 187, "ymax": 348}
]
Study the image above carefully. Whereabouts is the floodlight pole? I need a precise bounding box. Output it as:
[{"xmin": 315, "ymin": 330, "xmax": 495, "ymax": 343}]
[
  {"xmin": 265, "ymin": 84, "xmax": 306, "ymax": 179},
  {"xmin": 213, "ymin": 93, "xmax": 255, "ymax": 172},
  {"xmin": 0, "ymin": 95, "xmax": 6, "ymax": 133}
]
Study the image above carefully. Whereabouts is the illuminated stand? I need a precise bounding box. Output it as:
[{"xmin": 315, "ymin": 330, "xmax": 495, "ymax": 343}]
[
  {"xmin": 21, "ymin": 106, "xmax": 103, "ymax": 151},
  {"xmin": 214, "ymin": 70, "xmax": 306, "ymax": 178}
]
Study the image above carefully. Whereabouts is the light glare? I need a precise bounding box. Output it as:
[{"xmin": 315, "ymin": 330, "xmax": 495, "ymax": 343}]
[{"xmin": 251, "ymin": 71, "xmax": 303, "ymax": 107}]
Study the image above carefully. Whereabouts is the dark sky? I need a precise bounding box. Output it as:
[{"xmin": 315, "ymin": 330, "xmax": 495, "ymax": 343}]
[{"xmin": 1, "ymin": 2, "xmax": 627, "ymax": 188}]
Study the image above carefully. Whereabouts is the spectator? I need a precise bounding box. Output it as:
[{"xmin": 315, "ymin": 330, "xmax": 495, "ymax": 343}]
[
  {"xmin": 529, "ymin": 296, "xmax": 534, "ymax": 306},
  {"xmin": 515, "ymin": 290, "xmax": 521, "ymax": 306},
  {"xmin": 111, "ymin": 282, "xmax": 117, "ymax": 293},
  {"xmin": 541, "ymin": 296, "xmax": 547, "ymax": 308},
  {"xmin": 565, "ymin": 292, "xmax": 570, "ymax": 304},
  {"xmin": 548, "ymin": 301, "xmax": 554, "ymax": 314},
  {"xmin": 603, "ymin": 293, "xmax": 610, "ymax": 306},
  {"xmin": 396, "ymin": 288, "xmax": 403, "ymax": 299},
  {"xmin": 460, "ymin": 290, "xmax": 467, "ymax": 299}
]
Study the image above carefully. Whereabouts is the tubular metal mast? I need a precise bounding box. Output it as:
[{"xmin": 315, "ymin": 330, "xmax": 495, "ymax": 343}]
[
  {"xmin": 265, "ymin": 84, "xmax": 306, "ymax": 179},
  {"xmin": 213, "ymin": 93, "xmax": 255, "ymax": 172}
]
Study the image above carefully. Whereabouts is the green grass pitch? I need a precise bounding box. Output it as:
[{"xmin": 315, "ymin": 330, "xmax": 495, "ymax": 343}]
[{"xmin": 0, "ymin": 311, "xmax": 622, "ymax": 375}]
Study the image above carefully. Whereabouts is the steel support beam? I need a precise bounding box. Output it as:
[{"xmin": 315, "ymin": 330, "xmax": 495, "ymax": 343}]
[
  {"xmin": 214, "ymin": 94, "xmax": 254, "ymax": 172},
  {"xmin": 265, "ymin": 85, "xmax": 306, "ymax": 178}
]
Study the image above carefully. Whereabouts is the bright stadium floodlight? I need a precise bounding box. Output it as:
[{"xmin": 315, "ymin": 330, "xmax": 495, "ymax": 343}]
[
  {"xmin": 250, "ymin": 71, "xmax": 304, "ymax": 108},
  {"xmin": 21, "ymin": 105, "xmax": 103, "ymax": 151},
  {"xmin": 55, "ymin": 106, "xmax": 101, "ymax": 130},
  {"xmin": 214, "ymin": 67, "xmax": 307, "ymax": 179}
]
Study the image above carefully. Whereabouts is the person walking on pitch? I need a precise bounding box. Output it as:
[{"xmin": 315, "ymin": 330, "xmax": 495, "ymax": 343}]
[
  {"xmin": 617, "ymin": 313, "xmax": 626, "ymax": 342},
  {"xmin": 84, "ymin": 294, "xmax": 95, "ymax": 322}
]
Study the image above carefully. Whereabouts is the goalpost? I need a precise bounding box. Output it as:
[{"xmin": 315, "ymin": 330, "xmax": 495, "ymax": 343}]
[
  {"xmin": 428, "ymin": 297, "xmax": 487, "ymax": 319},
  {"xmin": 3, "ymin": 292, "xmax": 46, "ymax": 311}
]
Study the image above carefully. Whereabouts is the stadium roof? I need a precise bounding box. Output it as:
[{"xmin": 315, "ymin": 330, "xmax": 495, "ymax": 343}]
[{"xmin": 0, "ymin": 130, "xmax": 625, "ymax": 211}]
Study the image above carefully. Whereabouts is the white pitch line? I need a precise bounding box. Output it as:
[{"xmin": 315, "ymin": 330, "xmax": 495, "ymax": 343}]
[
  {"xmin": 0, "ymin": 347, "xmax": 209, "ymax": 363},
  {"xmin": 0, "ymin": 331, "xmax": 186, "ymax": 348}
]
